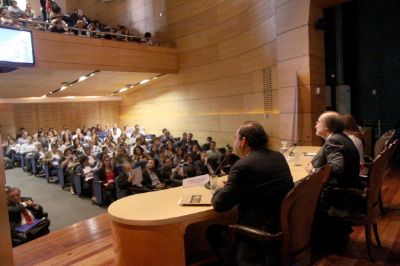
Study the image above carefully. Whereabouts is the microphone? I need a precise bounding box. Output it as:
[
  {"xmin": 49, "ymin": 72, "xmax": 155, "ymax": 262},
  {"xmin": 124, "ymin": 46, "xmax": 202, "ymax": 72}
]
[{"xmin": 288, "ymin": 143, "xmax": 298, "ymax": 156}]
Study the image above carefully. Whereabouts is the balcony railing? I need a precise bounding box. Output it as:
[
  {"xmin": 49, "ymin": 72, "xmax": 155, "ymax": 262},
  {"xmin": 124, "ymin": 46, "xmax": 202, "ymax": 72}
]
[{"xmin": 0, "ymin": 15, "xmax": 176, "ymax": 48}]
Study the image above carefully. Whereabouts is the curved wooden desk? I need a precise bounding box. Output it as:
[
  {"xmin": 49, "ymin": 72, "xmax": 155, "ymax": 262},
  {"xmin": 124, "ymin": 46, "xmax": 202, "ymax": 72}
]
[
  {"xmin": 108, "ymin": 146, "xmax": 321, "ymax": 265},
  {"xmin": 108, "ymin": 186, "xmax": 223, "ymax": 266}
]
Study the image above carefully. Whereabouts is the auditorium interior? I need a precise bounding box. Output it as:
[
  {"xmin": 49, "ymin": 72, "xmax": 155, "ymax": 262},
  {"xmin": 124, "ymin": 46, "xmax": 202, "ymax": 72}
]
[{"xmin": 1, "ymin": 0, "xmax": 400, "ymax": 265}]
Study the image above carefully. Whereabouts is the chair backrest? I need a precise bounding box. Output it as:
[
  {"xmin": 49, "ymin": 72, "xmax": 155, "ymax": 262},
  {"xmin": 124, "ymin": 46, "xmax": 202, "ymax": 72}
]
[
  {"xmin": 367, "ymin": 140, "xmax": 399, "ymax": 222},
  {"xmin": 280, "ymin": 165, "xmax": 332, "ymax": 266},
  {"xmin": 374, "ymin": 129, "xmax": 396, "ymax": 158}
]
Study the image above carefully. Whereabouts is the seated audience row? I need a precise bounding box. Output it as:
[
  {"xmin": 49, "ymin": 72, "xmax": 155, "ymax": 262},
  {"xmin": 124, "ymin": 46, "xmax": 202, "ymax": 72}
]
[
  {"xmin": 0, "ymin": 2, "xmax": 157, "ymax": 46},
  {"xmin": 2, "ymin": 124, "xmax": 240, "ymax": 206}
]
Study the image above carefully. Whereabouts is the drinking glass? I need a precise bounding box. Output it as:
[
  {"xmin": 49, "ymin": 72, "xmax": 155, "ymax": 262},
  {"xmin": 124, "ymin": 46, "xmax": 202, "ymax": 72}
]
[{"xmin": 210, "ymin": 175, "xmax": 218, "ymax": 193}]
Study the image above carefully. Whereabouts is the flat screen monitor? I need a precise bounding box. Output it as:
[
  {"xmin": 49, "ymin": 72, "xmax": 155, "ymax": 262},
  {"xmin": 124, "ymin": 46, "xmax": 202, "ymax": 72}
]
[{"xmin": 0, "ymin": 26, "xmax": 35, "ymax": 67}]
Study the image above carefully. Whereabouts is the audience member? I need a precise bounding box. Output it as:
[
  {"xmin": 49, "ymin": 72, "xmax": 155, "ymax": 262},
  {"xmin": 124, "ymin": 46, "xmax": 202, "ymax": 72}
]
[
  {"xmin": 142, "ymin": 159, "xmax": 166, "ymax": 190},
  {"xmin": 141, "ymin": 32, "xmax": 153, "ymax": 45},
  {"xmin": 97, "ymin": 156, "xmax": 117, "ymax": 204},
  {"xmin": 116, "ymin": 162, "xmax": 151, "ymax": 194},
  {"xmin": 7, "ymin": 187, "xmax": 50, "ymax": 247},
  {"xmin": 24, "ymin": 3, "xmax": 36, "ymax": 19},
  {"xmin": 342, "ymin": 113, "xmax": 365, "ymax": 165},
  {"xmin": 49, "ymin": 15, "xmax": 68, "ymax": 33},
  {"xmin": 8, "ymin": 1, "xmax": 23, "ymax": 18}
]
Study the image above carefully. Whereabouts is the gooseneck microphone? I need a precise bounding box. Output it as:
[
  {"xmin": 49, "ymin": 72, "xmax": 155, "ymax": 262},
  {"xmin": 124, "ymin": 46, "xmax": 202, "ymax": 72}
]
[{"xmin": 288, "ymin": 143, "xmax": 298, "ymax": 156}]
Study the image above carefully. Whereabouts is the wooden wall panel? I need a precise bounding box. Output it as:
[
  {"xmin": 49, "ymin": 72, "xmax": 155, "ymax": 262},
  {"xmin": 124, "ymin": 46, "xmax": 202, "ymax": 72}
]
[
  {"xmin": 68, "ymin": 0, "xmax": 330, "ymax": 148},
  {"xmin": 2, "ymin": 101, "xmax": 119, "ymax": 137},
  {"xmin": 0, "ymin": 136, "xmax": 14, "ymax": 265},
  {"xmin": 0, "ymin": 104, "xmax": 16, "ymax": 138},
  {"xmin": 33, "ymin": 30, "xmax": 178, "ymax": 73},
  {"xmin": 112, "ymin": 0, "xmax": 280, "ymax": 149}
]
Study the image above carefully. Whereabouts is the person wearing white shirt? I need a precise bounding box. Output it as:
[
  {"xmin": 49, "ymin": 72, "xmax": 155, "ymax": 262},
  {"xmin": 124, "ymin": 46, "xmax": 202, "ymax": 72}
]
[{"xmin": 20, "ymin": 136, "xmax": 36, "ymax": 172}]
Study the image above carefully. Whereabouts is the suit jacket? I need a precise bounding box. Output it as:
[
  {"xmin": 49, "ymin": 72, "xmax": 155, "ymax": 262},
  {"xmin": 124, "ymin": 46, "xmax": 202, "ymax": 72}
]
[
  {"xmin": 311, "ymin": 133, "xmax": 362, "ymax": 188},
  {"xmin": 142, "ymin": 168, "xmax": 161, "ymax": 188},
  {"xmin": 212, "ymin": 148, "xmax": 293, "ymax": 232},
  {"xmin": 8, "ymin": 197, "xmax": 45, "ymax": 228}
]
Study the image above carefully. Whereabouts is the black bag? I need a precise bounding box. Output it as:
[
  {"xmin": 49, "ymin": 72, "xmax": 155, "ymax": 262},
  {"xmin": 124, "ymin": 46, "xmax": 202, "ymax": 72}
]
[{"xmin": 4, "ymin": 156, "xmax": 14, "ymax": 169}]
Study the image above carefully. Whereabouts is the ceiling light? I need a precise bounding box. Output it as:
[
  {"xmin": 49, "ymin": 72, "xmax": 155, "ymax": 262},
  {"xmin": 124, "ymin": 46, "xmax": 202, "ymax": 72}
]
[
  {"xmin": 140, "ymin": 79, "xmax": 150, "ymax": 85},
  {"xmin": 49, "ymin": 91, "xmax": 53, "ymax": 94},
  {"xmin": 119, "ymin": 88, "xmax": 127, "ymax": 93},
  {"xmin": 78, "ymin": 76, "xmax": 88, "ymax": 82},
  {"xmin": 60, "ymin": 85, "xmax": 68, "ymax": 91}
]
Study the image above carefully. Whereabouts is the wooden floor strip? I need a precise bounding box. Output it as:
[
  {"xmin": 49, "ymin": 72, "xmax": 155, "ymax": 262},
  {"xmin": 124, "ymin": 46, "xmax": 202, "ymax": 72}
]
[{"xmin": 13, "ymin": 169, "xmax": 400, "ymax": 265}]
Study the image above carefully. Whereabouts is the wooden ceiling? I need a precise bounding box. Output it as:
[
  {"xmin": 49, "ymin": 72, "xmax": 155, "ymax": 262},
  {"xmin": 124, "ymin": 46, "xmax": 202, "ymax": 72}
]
[{"xmin": 0, "ymin": 68, "xmax": 159, "ymax": 98}]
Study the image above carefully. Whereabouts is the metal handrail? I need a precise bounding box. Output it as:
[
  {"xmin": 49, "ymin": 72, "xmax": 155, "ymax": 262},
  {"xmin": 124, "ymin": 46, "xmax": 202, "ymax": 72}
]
[{"xmin": 0, "ymin": 15, "xmax": 176, "ymax": 48}]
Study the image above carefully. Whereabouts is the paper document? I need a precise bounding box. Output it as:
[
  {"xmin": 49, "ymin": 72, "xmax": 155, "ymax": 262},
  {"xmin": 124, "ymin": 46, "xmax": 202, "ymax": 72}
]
[
  {"xmin": 304, "ymin": 152, "xmax": 317, "ymax": 156},
  {"xmin": 182, "ymin": 174, "xmax": 210, "ymax": 188},
  {"xmin": 131, "ymin": 166, "xmax": 143, "ymax": 186}
]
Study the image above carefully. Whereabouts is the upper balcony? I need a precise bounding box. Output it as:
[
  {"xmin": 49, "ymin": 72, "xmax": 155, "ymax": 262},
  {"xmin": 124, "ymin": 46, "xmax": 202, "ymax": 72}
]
[
  {"xmin": 32, "ymin": 28, "xmax": 178, "ymax": 74},
  {"xmin": 1, "ymin": 16, "xmax": 178, "ymax": 74}
]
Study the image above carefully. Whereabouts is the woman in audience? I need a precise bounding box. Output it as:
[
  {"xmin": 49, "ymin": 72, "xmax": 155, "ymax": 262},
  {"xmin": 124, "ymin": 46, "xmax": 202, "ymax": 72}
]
[
  {"xmin": 84, "ymin": 146, "xmax": 97, "ymax": 168},
  {"xmin": 342, "ymin": 114, "xmax": 365, "ymax": 166},
  {"xmin": 132, "ymin": 146, "xmax": 147, "ymax": 164},
  {"xmin": 60, "ymin": 148, "xmax": 78, "ymax": 191},
  {"xmin": 173, "ymin": 147, "xmax": 186, "ymax": 167},
  {"xmin": 72, "ymin": 137, "xmax": 84, "ymax": 156},
  {"xmin": 46, "ymin": 131, "xmax": 57, "ymax": 150},
  {"xmin": 190, "ymin": 143, "xmax": 202, "ymax": 162},
  {"xmin": 44, "ymin": 143, "xmax": 63, "ymax": 183},
  {"xmin": 103, "ymin": 136, "xmax": 116, "ymax": 156},
  {"xmin": 164, "ymin": 140, "xmax": 175, "ymax": 159},
  {"xmin": 62, "ymin": 133, "xmax": 72, "ymax": 147},
  {"xmin": 97, "ymin": 156, "xmax": 117, "ymax": 204},
  {"xmin": 74, "ymin": 155, "xmax": 94, "ymax": 199},
  {"xmin": 148, "ymin": 144, "xmax": 161, "ymax": 169},
  {"xmin": 130, "ymin": 135, "xmax": 148, "ymax": 154},
  {"xmin": 118, "ymin": 133, "xmax": 130, "ymax": 146}
]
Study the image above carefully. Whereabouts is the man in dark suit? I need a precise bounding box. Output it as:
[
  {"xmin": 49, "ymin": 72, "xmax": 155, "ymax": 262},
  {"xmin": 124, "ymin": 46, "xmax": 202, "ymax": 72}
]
[
  {"xmin": 305, "ymin": 111, "xmax": 362, "ymax": 189},
  {"xmin": 305, "ymin": 111, "xmax": 363, "ymax": 250},
  {"xmin": 142, "ymin": 159, "xmax": 166, "ymax": 190},
  {"xmin": 116, "ymin": 162, "xmax": 151, "ymax": 194},
  {"xmin": 7, "ymin": 187, "xmax": 50, "ymax": 246},
  {"xmin": 208, "ymin": 121, "xmax": 294, "ymax": 265}
]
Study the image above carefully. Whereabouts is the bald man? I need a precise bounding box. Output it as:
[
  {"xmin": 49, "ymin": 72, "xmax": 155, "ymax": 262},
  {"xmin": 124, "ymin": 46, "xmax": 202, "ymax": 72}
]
[
  {"xmin": 307, "ymin": 111, "xmax": 363, "ymax": 251},
  {"xmin": 305, "ymin": 111, "xmax": 361, "ymax": 188}
]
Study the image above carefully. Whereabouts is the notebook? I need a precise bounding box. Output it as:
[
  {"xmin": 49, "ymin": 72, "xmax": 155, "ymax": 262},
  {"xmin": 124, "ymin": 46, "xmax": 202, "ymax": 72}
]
[{"xmin": 180, "ymin": 192, "xmax": 212, "ymax": 206}]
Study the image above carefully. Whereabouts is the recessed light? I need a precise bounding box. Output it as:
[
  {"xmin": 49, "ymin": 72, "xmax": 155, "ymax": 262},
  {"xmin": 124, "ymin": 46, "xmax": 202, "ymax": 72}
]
[
  {"xmin": 78, "ymin": 76, "xmax": 88, "ymax": 82},
  {"xmin": 140, "ymin": 79, "xmax": 150, "ymax": 85}
]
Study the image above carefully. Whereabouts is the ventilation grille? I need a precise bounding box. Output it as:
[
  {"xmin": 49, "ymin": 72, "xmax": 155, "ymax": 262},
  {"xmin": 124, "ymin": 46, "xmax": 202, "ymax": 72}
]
[{"xmin": 263, "ymin": 68, "xmax": 273, "ymax": 114}]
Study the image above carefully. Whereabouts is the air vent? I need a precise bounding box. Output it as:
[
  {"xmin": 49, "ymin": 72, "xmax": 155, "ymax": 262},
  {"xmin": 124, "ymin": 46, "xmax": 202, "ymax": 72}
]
[{"xmin": 263, "ymin": 68, "xmax": 273, "ymax": 114}]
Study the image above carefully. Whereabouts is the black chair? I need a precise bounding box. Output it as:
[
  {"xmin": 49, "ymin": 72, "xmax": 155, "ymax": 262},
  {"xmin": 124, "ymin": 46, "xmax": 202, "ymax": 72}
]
[
  {"xmin": 228, "ymin": 165, "xmax": 332, "ymax": 266},
  {"xmin": 93, "ymin": 169, "xmax": 106, "ymax": 205},
  {"xmin": 115, "ymin": 175, "xmax": 129, "ymax": 199},
  {"xmin": 327, "ymin": 140, "xmax": 398, "ymax": 261}
]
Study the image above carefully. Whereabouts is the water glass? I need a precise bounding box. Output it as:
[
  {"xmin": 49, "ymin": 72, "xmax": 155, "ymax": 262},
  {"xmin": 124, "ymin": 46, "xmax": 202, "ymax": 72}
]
[{"xmin": 210, "ymin": 175, "xmax": 218, "ymax": 193}]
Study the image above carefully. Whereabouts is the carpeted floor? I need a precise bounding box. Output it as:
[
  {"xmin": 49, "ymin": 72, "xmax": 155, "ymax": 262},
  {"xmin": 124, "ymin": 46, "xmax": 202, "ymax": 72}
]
[{"xmin": 5, "ymin": 168, "xmax": 106, "ymax": 232}]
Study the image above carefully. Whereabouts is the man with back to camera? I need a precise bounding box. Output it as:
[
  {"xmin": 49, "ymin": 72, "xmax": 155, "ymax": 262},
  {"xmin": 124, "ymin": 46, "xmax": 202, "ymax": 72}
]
[
  {"xmin": 305, "ymin": 111, "xmax": 363, "ymax": 250},
  {"xmin": 208, "ymin": 121, "xmax": 294, "ymax": 265}
]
